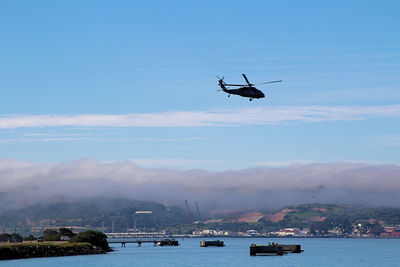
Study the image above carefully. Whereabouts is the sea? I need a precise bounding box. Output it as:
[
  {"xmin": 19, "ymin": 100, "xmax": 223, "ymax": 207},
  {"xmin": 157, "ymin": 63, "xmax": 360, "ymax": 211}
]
[{"xmin": 1, "ymin": 238, "xmax": 400, "ymax": 267}]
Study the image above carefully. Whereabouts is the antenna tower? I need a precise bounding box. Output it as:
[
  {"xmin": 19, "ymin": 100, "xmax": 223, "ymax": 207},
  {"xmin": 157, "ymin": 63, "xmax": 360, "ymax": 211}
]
[{"xmin": 196, "ymin": 202, "xmax": 201, "ymax": 222}]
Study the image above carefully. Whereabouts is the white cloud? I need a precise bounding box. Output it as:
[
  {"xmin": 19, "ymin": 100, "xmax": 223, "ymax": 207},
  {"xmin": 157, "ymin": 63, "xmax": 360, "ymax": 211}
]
[
  {"xmin": 0, "ymin": 134, "xmax": 204, "ymax": 144},
  {"xmin": 127, "ymin": 158, "xmax": 224, "ymax": 169},
  {"xmin": 0, "ymin": 105, "xmax": 399, "ymax": 129},
  {"xmin": 364, "ymin": 135, "xmax": 400, "ymax": 147}
]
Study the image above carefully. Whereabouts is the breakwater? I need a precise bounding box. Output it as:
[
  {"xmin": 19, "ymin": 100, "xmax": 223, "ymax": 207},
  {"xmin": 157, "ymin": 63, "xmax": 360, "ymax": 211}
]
[{"xmin": 0, "ymin": 242, "xmax": 107, "ymax": 260}]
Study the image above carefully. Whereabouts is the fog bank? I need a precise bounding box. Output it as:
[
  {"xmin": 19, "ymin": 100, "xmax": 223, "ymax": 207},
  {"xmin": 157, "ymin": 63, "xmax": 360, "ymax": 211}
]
[{"xmin": 1, "ymin": 159, "xmax": 399, "ymax": 212}]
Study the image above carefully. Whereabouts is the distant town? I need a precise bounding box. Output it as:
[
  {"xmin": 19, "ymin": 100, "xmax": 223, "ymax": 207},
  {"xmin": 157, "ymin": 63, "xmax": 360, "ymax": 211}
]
[{"xmin": 106, "ymin": 224, "xmax": 400, "ymax": 239}]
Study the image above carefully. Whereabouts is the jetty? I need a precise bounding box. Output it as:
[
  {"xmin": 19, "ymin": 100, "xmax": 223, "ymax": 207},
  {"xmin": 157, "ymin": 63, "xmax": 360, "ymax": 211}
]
[
  {"xmin": 200, "ymin": 240, "xmax": 225, "ymax": 247},
  {"xmin": 250, "ymin": 242, "xmax": 303, "ymax": 256},
  {"xmin": 108, "ymin": 239, "xmax": 179, "ymax": 247},
  {"xmin": 0, "ymin": 242, "xmax": 107, "ymax": 260}
]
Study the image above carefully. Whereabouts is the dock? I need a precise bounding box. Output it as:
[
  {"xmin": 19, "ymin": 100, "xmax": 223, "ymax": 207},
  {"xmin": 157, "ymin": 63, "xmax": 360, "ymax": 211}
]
[{"xmin": 108, "ymin": 239, "xmax": 179, "ymax": 247}]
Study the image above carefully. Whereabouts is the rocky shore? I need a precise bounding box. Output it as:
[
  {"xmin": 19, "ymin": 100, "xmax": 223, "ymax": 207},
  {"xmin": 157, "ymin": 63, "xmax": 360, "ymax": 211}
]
[{"xmin": 0, "ymin": 242, "xmax": 108, "ymax": 260}]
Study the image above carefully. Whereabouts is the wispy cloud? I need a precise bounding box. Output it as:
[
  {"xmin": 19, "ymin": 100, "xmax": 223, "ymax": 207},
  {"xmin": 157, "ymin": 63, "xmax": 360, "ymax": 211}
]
[
  {"xmin": 0, "ymin": 137, "xmax": 89, "ymax": 143},
  {"xmin": 1, "ymin": 105, "xmax": 399, "ymax": 129},
  {"xmin": 255, "ymin": 160, "xmax": 313, "ymax": 167},
  {"xmin": 364, "ymin": 135, "xmax": 400, "ymax": 146},
  {"xmin": 0, "ymin": 132, "xmax": 92, "ymax": 144},
  {"xmin": 126, "ymin": 158, "xmax": 224, "ymax": 169},
  {"xmin": 0, "ymin": 131, "xmax": 205, "ymax": 144},
  {"xmin": 133, "ymin": 137, "xmax": 205, "ymax": 142}
]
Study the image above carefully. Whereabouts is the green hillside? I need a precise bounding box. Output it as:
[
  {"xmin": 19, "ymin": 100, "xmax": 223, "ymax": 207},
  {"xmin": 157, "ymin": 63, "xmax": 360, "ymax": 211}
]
[
  {"xmin": 281, "ymin": 204, "xmax": 400, "ymax": 225},
  {"xmin": 0, "ymin": 198, "xmax": 188, "ymax": 235},
  {"xmin": 196, "ymin": 204, "xmax": 400, "ymax": 234},
  {"xmin": 1, "ymin": 199, "xmax": 400, "ymax": 236}
]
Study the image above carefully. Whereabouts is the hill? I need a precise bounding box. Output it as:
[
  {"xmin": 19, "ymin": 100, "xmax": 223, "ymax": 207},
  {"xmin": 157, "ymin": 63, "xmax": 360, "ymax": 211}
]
[
  {"xmin": 199, "ymin": 204, "xmax": 400, "ymax": 234},
  {"xmin": 0, "ymin": 198, "xmax": 188, "ymax": 235},
  {"xmin": 1, "ymin": 198, "xmax": 400, "ymax": 236}
]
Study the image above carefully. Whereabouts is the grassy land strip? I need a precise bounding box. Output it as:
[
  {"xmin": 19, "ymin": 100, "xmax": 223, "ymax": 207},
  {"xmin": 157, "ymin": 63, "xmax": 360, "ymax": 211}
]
[{"xmin": 0, "ymin": 242, "xmax": 106, "ymax": 260}]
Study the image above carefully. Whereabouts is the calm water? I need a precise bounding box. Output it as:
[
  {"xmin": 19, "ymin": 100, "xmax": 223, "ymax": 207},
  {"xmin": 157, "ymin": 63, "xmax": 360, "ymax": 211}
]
[{"xmin": 2, "ymin": 238, "xmax": 400, "ymax": 267}]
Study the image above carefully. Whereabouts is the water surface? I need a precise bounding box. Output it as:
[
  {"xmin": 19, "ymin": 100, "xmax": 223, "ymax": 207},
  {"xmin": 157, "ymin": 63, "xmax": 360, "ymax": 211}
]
[{"xmin": 2, "ymin": 238, "xmax": 399, "ymax": 267}]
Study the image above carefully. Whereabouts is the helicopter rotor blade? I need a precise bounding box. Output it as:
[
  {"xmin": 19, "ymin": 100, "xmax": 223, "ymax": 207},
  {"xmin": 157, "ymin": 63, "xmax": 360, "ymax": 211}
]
[
  {"xmin": 242, "ymin": 74, "xmax": 252, "ymax": 86},
  {"xmin": 256, "ymin": 80, "xmax": 283, "ymax": 85},
  {"xmin": 225, "ymin": 84, "xmax": 246, "ymax": 86}
]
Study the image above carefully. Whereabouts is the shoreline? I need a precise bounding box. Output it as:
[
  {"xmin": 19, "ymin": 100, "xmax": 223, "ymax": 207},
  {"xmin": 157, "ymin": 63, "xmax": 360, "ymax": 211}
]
[
  {"xmin": 106, "ymin": 236, "xmax": 400, "ymax": 240},
  {"xmin": 0, "ymin": 242, "xmax": 108, "ymax": 261}
]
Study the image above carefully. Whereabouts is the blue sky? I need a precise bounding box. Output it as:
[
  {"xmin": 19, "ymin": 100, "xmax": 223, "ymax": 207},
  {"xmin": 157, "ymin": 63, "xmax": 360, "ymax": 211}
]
[{"xmin": 1, "ymin": 0, "xmax": 399, "ymax": 170}]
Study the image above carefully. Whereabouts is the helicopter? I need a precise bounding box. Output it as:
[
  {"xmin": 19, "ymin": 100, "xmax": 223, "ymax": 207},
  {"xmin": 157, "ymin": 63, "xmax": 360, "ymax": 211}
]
[{"xmin": 217, "ymin": 74, "xmax": 282, "ymax": 101}]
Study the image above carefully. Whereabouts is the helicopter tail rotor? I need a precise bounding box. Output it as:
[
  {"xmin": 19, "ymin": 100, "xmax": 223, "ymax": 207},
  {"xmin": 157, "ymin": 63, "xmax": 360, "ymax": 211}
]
[{"xmin": 217, "ymin": 75, "xmax": 227, "ymax": 91}]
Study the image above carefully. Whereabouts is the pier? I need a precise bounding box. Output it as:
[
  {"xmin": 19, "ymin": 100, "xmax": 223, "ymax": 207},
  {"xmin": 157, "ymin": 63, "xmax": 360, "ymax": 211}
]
[{"xmin": 108, "ymin": 239, "xmax": 179, "ymax": 247}]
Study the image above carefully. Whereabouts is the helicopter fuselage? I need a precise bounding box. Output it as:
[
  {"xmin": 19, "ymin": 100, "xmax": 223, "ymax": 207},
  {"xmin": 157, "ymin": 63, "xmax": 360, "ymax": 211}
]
[
  {"xmin": 224, "ymin": 86, "xmax": 265, "ymax": 99},
  {"xmin": 217, "ymin": 74, "xmax": 280, "ymax": 101}
]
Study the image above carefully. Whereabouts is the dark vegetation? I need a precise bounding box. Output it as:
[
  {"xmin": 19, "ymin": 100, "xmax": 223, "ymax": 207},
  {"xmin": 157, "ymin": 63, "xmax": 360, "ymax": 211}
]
[
  {"xmin": 0, "ymin": 233, "xmax": 23, "ymax": 243},
  {"xmin": 40, "ymin": 227, "xmax": 111, "ymax": 251},
  {"xmin": 0, "ymin": 198, "xmax": 187, "ymax": 235},
  {"xmin": 70, "ymin": 230, "xmax": 111, "ymax": 251},
  {"xmin": 0, "ymin": 228, "xmax": 110, "ymax": 260},
  {"xmin": 42, "ymin": 227, "xmax": 75, "ymax": 241},
  {"xmin": 0, "ymin": 242, "xmax": 106, "ymax": 260}
]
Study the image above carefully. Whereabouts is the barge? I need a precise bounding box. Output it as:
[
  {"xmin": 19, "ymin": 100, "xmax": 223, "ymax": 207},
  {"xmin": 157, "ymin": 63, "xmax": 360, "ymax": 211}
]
[
  {"xmin": 200, "ymin": 240, "xmax": 225, "ymax": 247},
  {"xmin": 158, "ymin": 239, "xmax": 179, "ymax": 246},
  {"xmin": 250, "ymin": 242, "xmax": 303, "ymax": 256}
]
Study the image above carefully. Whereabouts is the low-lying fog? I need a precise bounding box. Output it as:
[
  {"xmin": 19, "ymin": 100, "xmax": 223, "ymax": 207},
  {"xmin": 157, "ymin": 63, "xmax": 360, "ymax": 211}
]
[{"xmin": 1, "ymin": 159, "xmax": 399, "ymax": 213}]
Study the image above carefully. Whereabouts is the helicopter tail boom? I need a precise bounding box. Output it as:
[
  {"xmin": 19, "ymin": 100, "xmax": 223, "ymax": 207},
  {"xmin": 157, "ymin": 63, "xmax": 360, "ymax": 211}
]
[{"xmin": 217, "ymin": 76, "xmax": 228, "ymax": 91}]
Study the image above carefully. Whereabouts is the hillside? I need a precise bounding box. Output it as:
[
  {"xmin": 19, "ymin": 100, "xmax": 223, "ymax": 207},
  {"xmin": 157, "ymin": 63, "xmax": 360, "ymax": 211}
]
[
  {"xmin": 0, "ymin": 198, "xmax": 188, "ymax": 235},
  {"xmin": 209, "ymin": 204, "xmax": 400, "ymax": 225},
  {"xmin": 1, "ymin": 198, "xmax": 400, "ymax": 236},
  {"xmin": 199, "ymin": 204, "xmax": 400, "ymax": 234}
]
